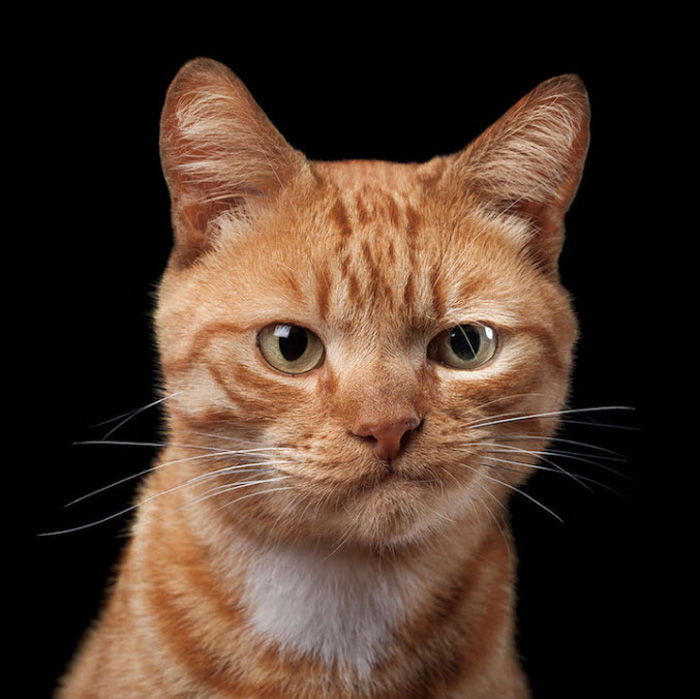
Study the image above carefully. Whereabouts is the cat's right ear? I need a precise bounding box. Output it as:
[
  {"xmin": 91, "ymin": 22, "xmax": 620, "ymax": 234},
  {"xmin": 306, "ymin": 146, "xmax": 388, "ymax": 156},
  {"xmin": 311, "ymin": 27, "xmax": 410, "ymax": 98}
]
[{"xmin": 160, "ymin": 58, "xmax": 309, "ymax": 266}]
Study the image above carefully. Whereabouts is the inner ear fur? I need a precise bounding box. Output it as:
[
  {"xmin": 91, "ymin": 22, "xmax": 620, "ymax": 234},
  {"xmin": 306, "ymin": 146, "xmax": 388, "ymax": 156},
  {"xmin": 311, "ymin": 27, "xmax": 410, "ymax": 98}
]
[
  {"xmin": 160, "ymin": 58, "xmax": 309, "ymax": 266},
  {"xmin": 447, "ymin": 74, "xmax": 590, "ymax": 273}
]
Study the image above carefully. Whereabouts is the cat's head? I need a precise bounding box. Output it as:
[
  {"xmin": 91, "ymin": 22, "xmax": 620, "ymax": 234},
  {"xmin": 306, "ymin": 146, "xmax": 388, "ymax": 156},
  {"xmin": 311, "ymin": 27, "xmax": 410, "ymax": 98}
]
[{"xmin": 156, "ymin": 59, "xmax": 588, "ymax": 548}]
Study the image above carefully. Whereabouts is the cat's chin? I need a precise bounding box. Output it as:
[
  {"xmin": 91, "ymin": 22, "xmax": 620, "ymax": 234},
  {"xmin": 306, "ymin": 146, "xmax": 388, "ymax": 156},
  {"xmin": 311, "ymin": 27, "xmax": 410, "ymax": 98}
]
[{"xmin": 302, "ymin": 473, "xmax": 470, "ymax": 549}]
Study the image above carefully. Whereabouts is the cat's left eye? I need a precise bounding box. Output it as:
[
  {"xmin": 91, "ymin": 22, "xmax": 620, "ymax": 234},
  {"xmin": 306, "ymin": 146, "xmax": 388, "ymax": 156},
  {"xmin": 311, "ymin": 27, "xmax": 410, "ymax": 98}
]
[
  {"xmin": 258, "ymin": 324, "xmax": 325, "ymax": 375},
  {"xmin": 428, "ymin": 323, "xmax": 497, "ymax": 369}
]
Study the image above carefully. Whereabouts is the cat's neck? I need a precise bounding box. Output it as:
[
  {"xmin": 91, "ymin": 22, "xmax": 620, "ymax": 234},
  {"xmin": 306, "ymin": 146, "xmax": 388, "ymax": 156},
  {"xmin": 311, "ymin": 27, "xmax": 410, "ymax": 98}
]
[
  {"xmin": 133, "ymin": 456, "xmax": 522, "ymax": 694},
  {"xmin": 192, "ymin": 482, "xmax": 513, "ymax": 679}
]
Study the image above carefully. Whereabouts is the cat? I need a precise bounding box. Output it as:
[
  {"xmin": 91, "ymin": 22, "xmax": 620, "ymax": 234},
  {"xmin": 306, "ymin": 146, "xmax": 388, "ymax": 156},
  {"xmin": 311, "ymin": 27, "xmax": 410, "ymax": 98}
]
[{"xmin": 59, "ymin": 58, "xmax": 589, "ymax": 698}]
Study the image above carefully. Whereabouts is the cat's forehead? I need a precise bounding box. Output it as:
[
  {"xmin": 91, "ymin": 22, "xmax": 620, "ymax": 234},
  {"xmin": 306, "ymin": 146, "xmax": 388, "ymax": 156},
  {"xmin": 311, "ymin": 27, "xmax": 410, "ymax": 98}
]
[
  {"xmin": 216, "ymin": 166, "xmax": 531, "ymax": 339},
  {"xmin": 311, "ymin": 184, "xmax": 435, "ymax": 332}
]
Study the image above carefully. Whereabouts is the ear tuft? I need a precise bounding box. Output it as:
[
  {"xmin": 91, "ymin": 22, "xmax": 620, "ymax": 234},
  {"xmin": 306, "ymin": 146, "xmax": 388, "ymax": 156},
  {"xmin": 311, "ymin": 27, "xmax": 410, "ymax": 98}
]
[
  {"xmin": 450, "ymin": 74, "xmax": 590, "ymax": 272},
  {"xmin": 160, "ymin": 58, "xmax": 307, "ymax": 265}
]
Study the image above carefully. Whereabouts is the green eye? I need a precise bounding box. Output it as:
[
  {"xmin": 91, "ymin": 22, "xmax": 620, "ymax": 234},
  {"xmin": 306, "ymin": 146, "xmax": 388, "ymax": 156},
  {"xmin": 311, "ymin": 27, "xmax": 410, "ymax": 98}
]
[
  {"xmin": 258, "ymin": 324, "xmax": 325, "ymax": 374},
  {"xmin": 428, "ymin": 323, "xmax": 497, "ymax": 369}
]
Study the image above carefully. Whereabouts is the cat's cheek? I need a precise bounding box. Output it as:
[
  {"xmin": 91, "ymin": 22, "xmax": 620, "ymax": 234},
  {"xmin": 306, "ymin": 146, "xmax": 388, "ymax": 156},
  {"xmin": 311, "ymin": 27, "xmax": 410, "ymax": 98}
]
[{"xmin": 166, "ymin": 366, "xmax": 235, "ymax": 423}]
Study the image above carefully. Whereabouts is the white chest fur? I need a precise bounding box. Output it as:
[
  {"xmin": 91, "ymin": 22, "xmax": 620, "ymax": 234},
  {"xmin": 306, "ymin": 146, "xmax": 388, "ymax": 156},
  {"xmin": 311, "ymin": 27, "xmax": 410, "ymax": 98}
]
[{"xmin": 242, "ymin": 544, "xmax": 418, "ymax": 678}]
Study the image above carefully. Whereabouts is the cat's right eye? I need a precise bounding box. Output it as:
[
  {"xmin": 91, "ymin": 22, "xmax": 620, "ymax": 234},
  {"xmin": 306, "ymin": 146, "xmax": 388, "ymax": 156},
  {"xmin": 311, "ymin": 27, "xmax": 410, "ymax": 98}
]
[{"xmin": 258, "ymin": 323, "xmax": 325, "ymax": 375}]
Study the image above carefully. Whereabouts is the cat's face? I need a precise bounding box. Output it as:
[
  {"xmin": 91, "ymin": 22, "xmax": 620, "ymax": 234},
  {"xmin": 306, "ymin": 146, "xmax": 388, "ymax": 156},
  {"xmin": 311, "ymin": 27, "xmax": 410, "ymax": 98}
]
[{"xmin": 156, "ymin": 59, "xmax": 588, "ymax": 548}]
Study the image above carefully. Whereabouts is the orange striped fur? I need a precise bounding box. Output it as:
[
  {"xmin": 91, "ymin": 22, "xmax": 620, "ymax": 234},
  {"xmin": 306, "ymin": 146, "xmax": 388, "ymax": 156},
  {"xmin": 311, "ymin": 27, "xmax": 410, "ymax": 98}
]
[{"xmin": 60, "ymin": 59, "xmax": 589, "ymax": 697}]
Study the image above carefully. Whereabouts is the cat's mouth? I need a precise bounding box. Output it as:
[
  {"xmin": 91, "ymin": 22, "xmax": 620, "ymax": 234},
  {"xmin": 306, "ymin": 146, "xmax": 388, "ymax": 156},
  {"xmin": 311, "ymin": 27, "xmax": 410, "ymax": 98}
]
[
  {"xmin": 268, "ymin": 449, "xmax": 447, "ymax": 499},
  {"xmin": 376, "ymin": 469, "xmax": 404, "ymax": 485},
  {"xmin": 364, "ymin": 463, "xmax": 441, "ymax": 491}
]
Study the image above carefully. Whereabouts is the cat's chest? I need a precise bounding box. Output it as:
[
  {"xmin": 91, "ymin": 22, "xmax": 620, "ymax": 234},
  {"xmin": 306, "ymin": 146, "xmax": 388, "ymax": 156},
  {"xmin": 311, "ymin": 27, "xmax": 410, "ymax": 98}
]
[{"xmin": 241, "ymin": 544, "xmax": 418, "ymax": 678}]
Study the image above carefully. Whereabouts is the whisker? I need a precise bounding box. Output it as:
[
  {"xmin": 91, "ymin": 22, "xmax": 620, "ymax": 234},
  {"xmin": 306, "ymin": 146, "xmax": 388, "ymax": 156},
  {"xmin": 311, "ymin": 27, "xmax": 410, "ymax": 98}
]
[
  {"xmin": 75, "ymin": 438, "xmax": 294, "ymax": 453},
  {"xmin": 216, "ymin": 486, "xmax": 295, "ymax": 512},
  {"xmin": 480, "ymin": 452, "xmax": 582, "ymax": 476},
  {"xmin": 469, "ymin": 485, "xmax": 513, "ymax": 559},
  {"xmin": 467, "ymin": 405, "xmax": 634, "ymax": 431},
  {"xmin": 487, "ymin": 447, "xmax": 628, "ymax": 478},
  {"xmin": 460, "ymin": 462, "xmax": 563, "ymax": 522},
  {"xmin": 145, "ymin": 460, "xmax": 288, "ymax": 497},
  {"xmin": 439, "ymin": 466, "xmax": 461, "ymax": 489},
  {"xmin": 189, "ymin": 430, "xmax": 293, "ymax": 448},
  {"xmin": 478, "ymin": 442, "xmax": 628, "ymax": 480},
  {"xmin": 486, "ymin": 444, "xmax": 624, "ymax": 463},
  {"xmin": 40, "ymin": 461, "xmax": 289, "ymax": 536},
  {"xmin": 178, "ymin": 476, "xmax": 289, "ymax": 511},
  {"xmin": 558, "ymin": 418, "xmax": 639, "ymax": 431},
  {"xmin": 491, "ymin": 434, "xmax": 625, "ymax": 457},
  {"xmin": 475, "ymin": 444, "xmax": 592, "ymax": 490},
  {"xmin": 90, "ymin": 392, "xmax": 180, "ymax": 436},
  {"xmin": 66, "ymin": 449, "xmax": 286, "ymax": 506},
  {"xmin": 480, "ymin": 454, "xmax": 617, "ymax": 492},
  {"xmin": 73, "ymin": 439, "xmax": 230, "ymax": 452},
  {"xmin": 40, "ymin": 504, "xmax": 150, "ymax": 537},
  {"xmin": 468, "ymin": 392, "xmax": 544, "ymax": 411},
  {"xmin": 322, "ymin": 520, "xmax": 359, "ymax": 562}
]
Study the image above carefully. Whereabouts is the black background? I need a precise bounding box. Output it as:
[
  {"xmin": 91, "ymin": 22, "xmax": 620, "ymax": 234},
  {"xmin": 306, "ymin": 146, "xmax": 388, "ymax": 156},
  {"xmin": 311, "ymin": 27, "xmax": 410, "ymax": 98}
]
[{"xmin": 16, "ymin": 28, "xmax": 693, "ymax": 696}]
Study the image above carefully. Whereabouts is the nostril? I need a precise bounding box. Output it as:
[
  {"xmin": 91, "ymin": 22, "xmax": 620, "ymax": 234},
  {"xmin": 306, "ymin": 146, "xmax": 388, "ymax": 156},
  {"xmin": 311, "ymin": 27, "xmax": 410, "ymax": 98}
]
[{"xmin": 353, "ymin": 432, "xmax": 377, "ymax": 446}]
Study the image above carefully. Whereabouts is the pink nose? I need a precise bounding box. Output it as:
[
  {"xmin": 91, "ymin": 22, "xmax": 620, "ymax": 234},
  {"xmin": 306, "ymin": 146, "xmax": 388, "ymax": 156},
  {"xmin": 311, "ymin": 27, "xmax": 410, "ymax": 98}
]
[{"xmin": 352, "ymin": 415, "xmax": 422, "ymax": 461}]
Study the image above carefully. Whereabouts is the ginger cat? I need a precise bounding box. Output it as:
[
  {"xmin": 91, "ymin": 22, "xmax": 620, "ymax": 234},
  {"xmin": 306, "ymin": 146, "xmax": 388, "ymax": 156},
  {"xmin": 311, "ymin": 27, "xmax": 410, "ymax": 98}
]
[{"xmin": 60, "ymin": 58, "xmax": 589, "ymax": 698}]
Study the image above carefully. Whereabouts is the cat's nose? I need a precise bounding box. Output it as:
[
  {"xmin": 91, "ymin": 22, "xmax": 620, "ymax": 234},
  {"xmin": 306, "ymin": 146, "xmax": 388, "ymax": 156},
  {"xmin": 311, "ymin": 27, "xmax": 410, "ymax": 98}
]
[{"xmin": 351, "ymin": 415, "xmax": 422, "ymax": 461}]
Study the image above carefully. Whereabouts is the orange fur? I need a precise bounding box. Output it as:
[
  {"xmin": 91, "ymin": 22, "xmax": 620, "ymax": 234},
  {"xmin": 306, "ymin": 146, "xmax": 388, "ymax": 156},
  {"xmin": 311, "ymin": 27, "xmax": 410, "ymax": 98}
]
[{"xmin": 60, "ymin": 59, "xmax": 589, "ymax": 697}]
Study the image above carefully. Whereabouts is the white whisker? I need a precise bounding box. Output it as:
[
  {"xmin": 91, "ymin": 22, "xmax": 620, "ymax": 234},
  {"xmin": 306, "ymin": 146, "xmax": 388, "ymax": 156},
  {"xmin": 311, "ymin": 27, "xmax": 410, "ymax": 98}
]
[
  {"xmin": 91, "ymin": 392, "xmax": 181, "ymax": 437},
  {"xmin": 487, "ymin": 446, "xmax": 627, "ymax": 478},
  {"xmin": 471, "ymin": 443, "xmax": 592, "ymax": 490},
  {"xmin": 467, "ymin": 405, "xmax": 633, "ymax": 431},
  {"xmin": 471, "ymin": 392, "xmax": 544, "ymax": 410},
  {"xmin": 480, "ymin": 454, "xmax": 615, "ymax": 491},
  {"xmin": 469, "ymin": 485, "xmax": 513, "ymax": 559},
  {"xmin": 216, "ymin": 486, "xmax": 295, "ymax": 512},
  {"xmin": 477, "ymin": 441, "xmax": 628, "ymax": 480},
  {"xmin": 492, "ymin": 433, "xmax": 625, "ymax": 457},
  {"xmin": 179, "ymin": 476, "xmax": 289, "ymax": 511},
  {"xmin": 66, "ymin": 449, "xmax": 286, "ymax": 507},
  {"xmin": 190, "ymin": 430, "xmax": 295, "ymax": 450},
  {"xmin": 40, "ymin": 461, "xmax": 289, "ymax": 536},
  {"xmin": 460, "ymin": 462, "xmax": 563, "ymax": 522},
  {"xmin": 73, "ymin": 439, "xmax": 230, "ymax": 452},
  {"xmin": 557, "ymin": 419, "xmax": 638, "ymax": 431}
]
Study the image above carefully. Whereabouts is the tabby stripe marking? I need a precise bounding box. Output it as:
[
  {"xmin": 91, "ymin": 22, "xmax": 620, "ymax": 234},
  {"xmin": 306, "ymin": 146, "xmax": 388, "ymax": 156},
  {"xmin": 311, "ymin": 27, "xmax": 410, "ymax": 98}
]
[{"xmin": 329, "ymin": 199, "xmax": 352, "ymax": 236}]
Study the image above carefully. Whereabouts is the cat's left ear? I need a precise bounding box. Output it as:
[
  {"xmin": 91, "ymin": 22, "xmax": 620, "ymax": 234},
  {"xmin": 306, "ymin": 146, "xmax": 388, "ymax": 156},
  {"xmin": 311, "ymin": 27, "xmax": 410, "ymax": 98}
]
[{"xmin": 447, "ymin": 75, "xmax": 590, "ymax": 273}]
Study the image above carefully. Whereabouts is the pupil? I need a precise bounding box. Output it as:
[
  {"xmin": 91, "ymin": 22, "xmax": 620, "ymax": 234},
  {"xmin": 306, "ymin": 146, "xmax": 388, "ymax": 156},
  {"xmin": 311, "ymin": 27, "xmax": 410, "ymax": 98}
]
[
  {"xmin": 278, "ymin": 325, "xmax": 308, "ymax": 361},
  {"xmin": 450, "ymin": 325, "xmax": 480, "ymax": 360}
]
